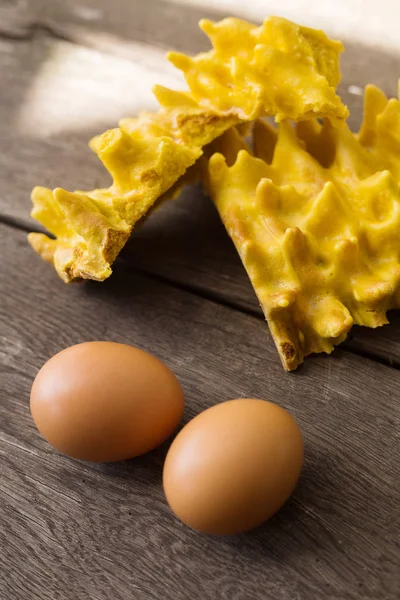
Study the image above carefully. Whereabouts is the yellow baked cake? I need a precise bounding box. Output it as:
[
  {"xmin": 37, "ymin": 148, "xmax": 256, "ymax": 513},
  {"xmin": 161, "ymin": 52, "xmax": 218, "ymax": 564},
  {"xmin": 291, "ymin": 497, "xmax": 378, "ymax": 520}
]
[
  {"xmin": 208, "ymin": 86, "xmax": 400, "ymax": 369},
  {"xmin": 28, "ymin": 16, "xmax": 346, "ymax": 282}
]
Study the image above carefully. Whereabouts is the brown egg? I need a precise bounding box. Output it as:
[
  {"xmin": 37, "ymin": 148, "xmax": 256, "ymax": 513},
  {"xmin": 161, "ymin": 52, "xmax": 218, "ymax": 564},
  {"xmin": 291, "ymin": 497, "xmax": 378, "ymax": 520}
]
[
  {"xmin": 163, "ymin": 398, "xmax": 303, "ymax": 535},
  {"xmin": 30, "ymin": 342, "xmax": 184, "ymax": 462}
]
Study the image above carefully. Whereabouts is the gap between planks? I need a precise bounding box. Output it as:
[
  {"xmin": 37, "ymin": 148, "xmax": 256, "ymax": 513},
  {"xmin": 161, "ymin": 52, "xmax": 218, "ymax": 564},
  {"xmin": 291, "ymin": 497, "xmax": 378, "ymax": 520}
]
[
  {"xmin": 0, "ymin": 23, "xmax": 72, "ymax": 44},
  {"xmin": 1, "ymin": 214, "xmax": 399, "ymax": 373},
  {"xmin": 0, "ymin": 19, "xmax": 174, "ymax": 61}
]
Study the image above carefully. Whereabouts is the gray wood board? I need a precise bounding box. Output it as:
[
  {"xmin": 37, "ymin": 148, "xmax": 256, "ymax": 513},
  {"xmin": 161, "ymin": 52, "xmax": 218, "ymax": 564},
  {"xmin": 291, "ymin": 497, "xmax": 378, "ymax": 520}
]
[
  {"xmin": 1, "ymin": 223, "xmax": 400, "ymax": 600},
  {"xmin": 0, "ymin": 0, "xmax": 230, "ymax": 55},
  {"xmin": 0, "ymin": 34, "xmax": 399, "ymax": 366}
]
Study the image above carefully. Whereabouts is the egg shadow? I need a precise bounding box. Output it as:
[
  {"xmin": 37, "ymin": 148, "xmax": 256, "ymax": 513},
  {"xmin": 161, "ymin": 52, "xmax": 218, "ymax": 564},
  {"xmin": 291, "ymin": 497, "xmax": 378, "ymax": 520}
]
[
  {"xmin": 92, "ymin": 419, "xmax": 193, "ymax": 485},
  {"xmin": 196, "ymin": 456, "xmax": 315, "ymax": 551},
  {"xmin": 202, "ymin": 441, "xmax": 395, "ymax": 572},
  {"xmin": 94, "ymin": 439, "xmax": 168, "ymax": 484}
]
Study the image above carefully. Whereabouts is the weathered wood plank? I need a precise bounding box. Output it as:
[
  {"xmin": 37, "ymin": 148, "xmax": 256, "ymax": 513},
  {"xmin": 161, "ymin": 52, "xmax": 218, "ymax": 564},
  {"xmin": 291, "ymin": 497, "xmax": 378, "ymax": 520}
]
[
  {"xmin": 0, "ymin": 0, "xmax": 227, "ymax": 55},
  {"xmin": 1, "ymin": 223, "xmax": 400, "ymax": 599},
  {"xmin": 2, "ymin": 0, "xmax": 400, "ymax": 55}
]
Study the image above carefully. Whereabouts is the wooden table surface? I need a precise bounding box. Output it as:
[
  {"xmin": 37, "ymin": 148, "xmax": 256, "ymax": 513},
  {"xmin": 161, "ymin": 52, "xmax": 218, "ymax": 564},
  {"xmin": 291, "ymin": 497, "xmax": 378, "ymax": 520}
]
[{"xmin": 0, "ymin": 1, "xmax": 399, "ymax": 599}]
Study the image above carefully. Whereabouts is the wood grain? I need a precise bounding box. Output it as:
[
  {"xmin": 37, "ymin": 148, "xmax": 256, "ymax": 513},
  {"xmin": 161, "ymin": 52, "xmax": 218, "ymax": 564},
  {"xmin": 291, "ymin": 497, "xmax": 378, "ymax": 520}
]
[
  {"xmin": 0, "ymin": 31, "xmax": 399, "ymax": 365},
  {"xmin": 1, "ymin": 223, "xmax": 400, "ymax": 600}
]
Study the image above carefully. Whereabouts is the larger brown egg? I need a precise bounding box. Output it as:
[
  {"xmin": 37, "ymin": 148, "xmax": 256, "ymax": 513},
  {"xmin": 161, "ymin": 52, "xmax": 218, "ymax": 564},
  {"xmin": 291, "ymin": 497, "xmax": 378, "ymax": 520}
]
[
  {"xmin": 163, "ymin": 398, "xmax": 303, "ymax": 535},
  {"xmin": 30, "ymin": 342, "xmax": 184, "ymax": 462}
]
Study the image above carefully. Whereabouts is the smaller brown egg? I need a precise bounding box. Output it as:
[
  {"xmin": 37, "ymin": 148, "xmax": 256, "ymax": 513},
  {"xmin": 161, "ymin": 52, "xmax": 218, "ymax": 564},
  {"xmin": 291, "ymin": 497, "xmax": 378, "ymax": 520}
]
[
  {"xmin": 163, "ymin": 399, "xmax": 303, "ymax": 535},
  {"xmin": 30, "ymin": 342, "xmax": 184, "ymax": 462}
]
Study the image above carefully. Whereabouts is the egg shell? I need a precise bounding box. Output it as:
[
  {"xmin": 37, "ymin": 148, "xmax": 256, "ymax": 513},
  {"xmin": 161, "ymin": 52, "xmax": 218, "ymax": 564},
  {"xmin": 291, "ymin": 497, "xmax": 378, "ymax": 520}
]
[
  {"xmin": 30, "ymin": 342, "xmax": 184, "ymax": 462},
  {"xmin": 163, "ymin": 398, "xmax": 303, "ymax": 535}
]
